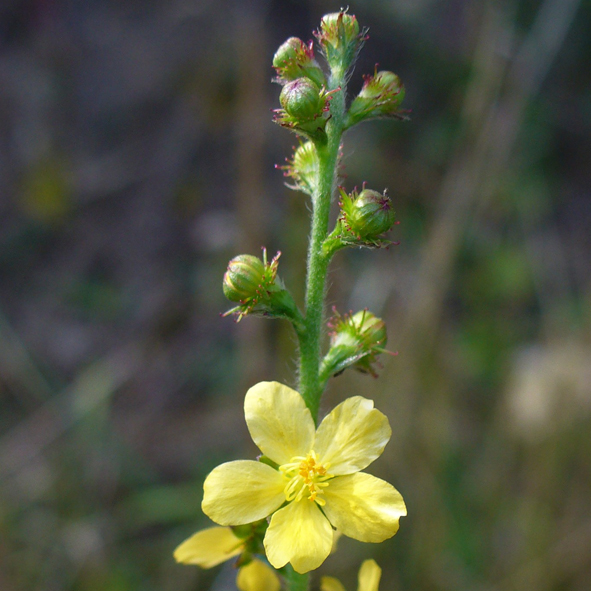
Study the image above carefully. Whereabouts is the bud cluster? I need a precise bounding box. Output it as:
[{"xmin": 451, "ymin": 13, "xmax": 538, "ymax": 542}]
[
  {"xmin": 224, "ymin": 10, "xmax": 405, "ymax": 378},
  {"xmin": 319, "ymin": 309, "xmax": 394, "ymax": 381},
  {"xmin": 222, "ymin": 249, "xmax": 301, "ymax": 325}
]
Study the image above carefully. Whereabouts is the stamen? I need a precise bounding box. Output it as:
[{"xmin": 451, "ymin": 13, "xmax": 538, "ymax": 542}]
[{"xmin": 279, "ymin": 451, "xmax": 334, "ymax": 505}]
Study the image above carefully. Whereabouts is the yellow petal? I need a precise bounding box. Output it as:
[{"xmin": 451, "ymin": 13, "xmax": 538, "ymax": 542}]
[
  {"xmin": 237, "ymin": 559, "xmax": 281, "ymax": 591},
  {"xmin": 202, "ymin": 460, "xmax": 285, "ymax": 525},
  {"xmin": 264, "ymin": 500, "xmax": 333, "ymax": 573},
  {"xmin": 323, "ymin": 472, "xmax": 406, "ymax": 542},
  {"xmin": 321, "ymin": 577, "xmax": 346, "ymax": 591},
  {"xmin": 358, "ymin": 560, "xmax": 381, "ymax": 591},
  {"xmin": 173, "ymin": 526, "xmax": 243, "ymax": 568},
  {"xmin": 245, "ymin": 382, "xmax": 315, "ymax": 465},
  {"xmin": 314, "ymin": 397, "xmax": 391, "ymax": 475}
]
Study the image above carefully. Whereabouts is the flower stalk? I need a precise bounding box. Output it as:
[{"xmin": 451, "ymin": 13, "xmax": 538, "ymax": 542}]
[{"xmin": 297, "ymin": 74, "xmax": 346, "ymax": 421}]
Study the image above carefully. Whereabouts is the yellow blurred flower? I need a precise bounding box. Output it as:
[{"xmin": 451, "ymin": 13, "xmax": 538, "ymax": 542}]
[
  {"xmin": 237, "ymin": 559, "xmax": 281, "ymax": 591},
  {"xmin": 202, "ymin": 382, "xmax": 406, "ymax": 574},
  {"xmin": 174, "ymin": 526, "xmax": 279, "ymax": 591},
  {"xmin": 174, "ymin": 526, "xmax": 244, "ymax": 568},
  {"xmin": 321, "ymin": 559, "xmax": 382, "ymax": 591}
]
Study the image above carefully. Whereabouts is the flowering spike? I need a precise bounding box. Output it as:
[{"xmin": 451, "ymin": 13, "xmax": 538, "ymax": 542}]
[{"xmin": 178, "ymin": 9, "xmax": 411, "ymax": 584}]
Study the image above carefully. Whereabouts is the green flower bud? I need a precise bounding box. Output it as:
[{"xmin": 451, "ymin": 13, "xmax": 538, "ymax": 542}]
[
  {"xmin": 222, "ymin": 249, "xmax": 303, "ymax": 327},
  {"xmin": 349, "ymin": 310, "xmax": 387, "ymax": 351},
  {"xmin": 279, "ymin": 78, "xmax": 325, "ymax": 121},
  {"xmin": 346, "ymin": 69, "xmax": 406, "ymax": 128},
  {"xmin": 340, "ymin": 187, "xmax": 396, "ymax": 242},
  {"xmin": 278, "ymin": 141, "xmax": 319, "ymax": 196},
  {"xmin": 319, "ymin": 12, "xmax": 360, "ymax": 45},
  {"xmin": 273, "ymin": 79, "xmax": 336, "ymax": 143},
  {"xmin": 223, "ymin": 254, "xmax": 266, "ymax": 304},
  {"xmin": 319, "ymin": 309, "xmax": 393, "ymax": 380},
  {"xmin": 316, "ymin": 10, "xmax": 365, "ymax": 74},
  {"xmin": 272, "ymin": 37, "xmax": 326, "ymax": 88},
  {"xmin": 273, "ymin": 37, "xmax": 302, "ymax": 70}
]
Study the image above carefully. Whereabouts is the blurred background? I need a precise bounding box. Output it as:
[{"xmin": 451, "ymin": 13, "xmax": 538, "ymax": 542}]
[{"xmin": 1, "ymin": 0, "xmax": 590, "ymax": 590}]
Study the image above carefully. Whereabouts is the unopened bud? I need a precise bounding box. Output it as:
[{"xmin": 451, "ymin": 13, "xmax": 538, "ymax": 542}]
[
  {"xmin": 279, "ymin": 141, "xmax": 319, "ymax": 195},
  {"xmin": 273, "ymin": 38, "xmax": 302, "ymax": 70},
  {"xmin": 319, "ymin": 309, "xmax": 393, "ymax": 380},
  {"xmin": 346, "ymin": 69, "xmax": 405, "ymax": 127},
  {"xmin": 273, "ymin": 37, "xmax": 325, "ymax": 88},
  {"xmin": 316, "ymin": 11, "xmax": 365, "ymax": 74},
  {"xmin": 349, "ymin": 310, "xmax": 387, "ymax": 351},
  {"xmin": 222, "ymin": 249, "xmax": 302, "ymax": 326},
  {"xmin": 274, "ymin": 77, "xmax": 335, "ymax": 142},
  {"xmin": 319, "ymin": 12, "xmax": 360, "ymax": 46},
  {"xmin": 340, "ymin": 187, "xmax": 396, "ymax": 243},
  {"xmin": 223, "ymin": 254, "xmax": 266, "ymax": 304},
  {"xmin": 280, "ymin": 78, "xmax": 325, "ymax": 121}
]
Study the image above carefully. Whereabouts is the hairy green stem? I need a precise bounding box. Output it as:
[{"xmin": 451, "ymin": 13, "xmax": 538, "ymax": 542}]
[{"xmin": 298, "ymin": 74, "xmax": 346, "ymax": 422}]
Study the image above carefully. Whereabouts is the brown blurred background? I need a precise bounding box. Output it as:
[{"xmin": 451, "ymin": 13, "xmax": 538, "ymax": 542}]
[{"xmin": 0, "ymin": 0, "xmax": 590, "ymax": 590}]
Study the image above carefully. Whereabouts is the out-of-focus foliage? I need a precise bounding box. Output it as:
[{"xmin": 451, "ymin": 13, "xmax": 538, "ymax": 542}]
[{"xmin": 0, "ymin": 1, "xmax": 590, "ymax": 590}]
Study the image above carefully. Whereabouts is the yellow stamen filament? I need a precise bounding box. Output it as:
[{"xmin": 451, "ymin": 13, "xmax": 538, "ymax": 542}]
[{"xmin": 279, "ymin": 451, "xmax": 333, "ymax": 506}]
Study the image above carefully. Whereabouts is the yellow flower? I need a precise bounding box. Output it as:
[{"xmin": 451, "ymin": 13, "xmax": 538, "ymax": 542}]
[
  {"xmin": 321, "ymin": 559, "xmax": 382, "ymax": 591},
  {"xmin": 202, "ymin": 382, "xmax": 406, "ymax": 573},
  {"xmin": 174, "ymin": 526, "xmax": 280, "ymax": 591}
]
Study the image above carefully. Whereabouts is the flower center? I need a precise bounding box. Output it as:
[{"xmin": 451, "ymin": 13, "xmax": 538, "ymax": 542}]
[{"xmin": 279, "ymin": 451, "xmax": 333, "ymax": 506}]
